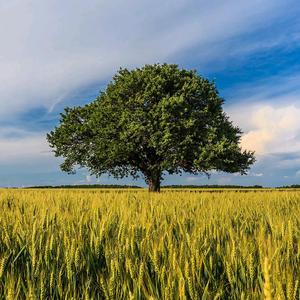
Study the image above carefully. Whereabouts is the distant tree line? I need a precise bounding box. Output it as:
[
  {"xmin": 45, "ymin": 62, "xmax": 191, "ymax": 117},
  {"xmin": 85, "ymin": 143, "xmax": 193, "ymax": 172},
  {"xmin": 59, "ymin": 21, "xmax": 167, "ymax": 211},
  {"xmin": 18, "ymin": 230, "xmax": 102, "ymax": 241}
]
[
  {"xmin": 22, "ymin": 184, "xmax": 264, "ymax": 189},
  {"xmin": 9, "ymin": 184, "xmax": 300, "ymax": 189},
  {"xmin": 161, "ymin": 185, "xmax": 263, "ymax": 189},
  {"xmin": 24, "ymin": 184, "xmax": 142, "ymax": 189},
  {"xmin": 276, "ymin": 185, "xmax": 300, "ymax": 189}
]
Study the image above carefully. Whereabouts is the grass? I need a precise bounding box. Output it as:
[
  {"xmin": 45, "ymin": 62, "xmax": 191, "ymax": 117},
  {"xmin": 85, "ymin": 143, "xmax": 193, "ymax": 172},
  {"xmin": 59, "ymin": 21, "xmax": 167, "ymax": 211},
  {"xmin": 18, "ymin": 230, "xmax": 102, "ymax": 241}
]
[{"xmin": 0, "ymin": 189, "xmax": 299, "ymax": 299}]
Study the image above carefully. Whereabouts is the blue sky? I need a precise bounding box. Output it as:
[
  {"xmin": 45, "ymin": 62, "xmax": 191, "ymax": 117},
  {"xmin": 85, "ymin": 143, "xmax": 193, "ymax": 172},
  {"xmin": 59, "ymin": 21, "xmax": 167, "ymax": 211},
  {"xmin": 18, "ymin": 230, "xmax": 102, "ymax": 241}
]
[{"xmin": 1, "ymin": 0, "xmax": 300, "ymax": 187}]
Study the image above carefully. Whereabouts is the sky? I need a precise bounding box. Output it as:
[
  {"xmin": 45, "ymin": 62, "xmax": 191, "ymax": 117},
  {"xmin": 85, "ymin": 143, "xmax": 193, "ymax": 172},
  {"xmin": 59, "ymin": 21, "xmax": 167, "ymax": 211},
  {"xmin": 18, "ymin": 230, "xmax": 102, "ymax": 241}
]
[{"xmin": 1, "ymin": 0, "xmax": 300, "ymax": 187}]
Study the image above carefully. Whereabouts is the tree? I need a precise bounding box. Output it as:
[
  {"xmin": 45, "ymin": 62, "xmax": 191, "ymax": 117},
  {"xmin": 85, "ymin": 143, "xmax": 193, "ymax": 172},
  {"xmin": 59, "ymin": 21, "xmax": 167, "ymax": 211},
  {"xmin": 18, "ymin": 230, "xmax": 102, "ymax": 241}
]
[{"xmin": 47, "ymin": 64, "xmax": 255, "ymax": 192}]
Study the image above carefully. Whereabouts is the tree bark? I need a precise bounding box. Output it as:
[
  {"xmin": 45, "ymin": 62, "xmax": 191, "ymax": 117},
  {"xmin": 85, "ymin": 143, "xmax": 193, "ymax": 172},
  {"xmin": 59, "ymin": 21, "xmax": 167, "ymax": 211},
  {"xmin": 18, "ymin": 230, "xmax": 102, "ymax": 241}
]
[{"xmin": 147, "ymin": 172, "xmax": 161, "ymax": 192}]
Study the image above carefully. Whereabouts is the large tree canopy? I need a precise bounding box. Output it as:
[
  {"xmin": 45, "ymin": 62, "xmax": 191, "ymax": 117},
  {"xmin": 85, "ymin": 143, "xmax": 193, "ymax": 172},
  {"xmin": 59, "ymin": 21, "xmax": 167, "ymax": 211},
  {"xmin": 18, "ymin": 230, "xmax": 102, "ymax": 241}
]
[{"xmin": 47, "ymin": 64, "xmax": 255, "ymax": 191}]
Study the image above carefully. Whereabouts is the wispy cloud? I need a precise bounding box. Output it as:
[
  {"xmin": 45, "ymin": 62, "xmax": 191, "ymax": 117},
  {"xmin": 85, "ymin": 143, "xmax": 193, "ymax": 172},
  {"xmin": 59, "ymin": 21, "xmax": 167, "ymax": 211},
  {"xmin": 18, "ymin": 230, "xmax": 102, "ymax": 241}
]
[
  {"xmin": 0, "ymin": 0, "xmax": 295, "ymax": 120},
  {"xmin": 185, "ymin": 176, "xmax": 200, "ymax": 183},
  {"xmin": 0, "ymin": 132, "xmax": 50, "ymax": 164}
]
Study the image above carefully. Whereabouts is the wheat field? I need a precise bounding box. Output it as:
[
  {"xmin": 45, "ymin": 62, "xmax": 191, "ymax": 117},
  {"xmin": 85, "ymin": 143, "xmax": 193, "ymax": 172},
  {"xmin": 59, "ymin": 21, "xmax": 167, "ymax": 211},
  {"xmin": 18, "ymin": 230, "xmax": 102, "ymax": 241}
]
[{"xmin": 0, "ymin": 189, "xmax": 299, "ymax": 299}]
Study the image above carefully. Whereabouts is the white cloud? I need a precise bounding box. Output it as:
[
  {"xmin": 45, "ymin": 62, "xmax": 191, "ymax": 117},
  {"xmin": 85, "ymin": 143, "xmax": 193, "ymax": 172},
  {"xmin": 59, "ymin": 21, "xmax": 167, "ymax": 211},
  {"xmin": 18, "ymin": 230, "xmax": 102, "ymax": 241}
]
[
  {"xmin": 186, "ymin": 176, "xmax": 199, "ymax": 182},
  {"xmin": 0, "ymin": 0, "xmax": 289, "ymax": 120},
  {"xmin": 252, "ymin": 173, "xmax": 263, "ymax": 177},
  {"xmin": 240, "ymin": 104, "xmax": 300, "ymax": 154},
  {"xmin": 0, "ymin": 131, "xmax": 51, "ymax": 164},
  {"xmin": 216, "ymin": 177, "xmax": 232, "ymax": 185},
  {"xmin": 227, "ymin": 74, "xmax": 300, "ymax": 156}
]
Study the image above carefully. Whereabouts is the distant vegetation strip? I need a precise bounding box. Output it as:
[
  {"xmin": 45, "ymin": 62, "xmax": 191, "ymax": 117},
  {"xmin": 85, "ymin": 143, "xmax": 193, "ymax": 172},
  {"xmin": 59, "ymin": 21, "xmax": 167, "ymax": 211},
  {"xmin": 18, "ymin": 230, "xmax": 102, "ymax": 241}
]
[
  {"xmin": 6, "ymin": 184, "xmax": 300, "ymax": 189},
  {"xmin": 161, "ymin": 184, "xmax": 263, "ymax": 189},
  {"xmin": 21, "ymin": 184, "xmax": 263, "ymax": 189},
  {"xmin": 23, "ymin": 184, "xmax": 142, "ymax": 189},
  {"xmin": 276, "ymin": 184, "xmax": 300, "ymax": 189}
]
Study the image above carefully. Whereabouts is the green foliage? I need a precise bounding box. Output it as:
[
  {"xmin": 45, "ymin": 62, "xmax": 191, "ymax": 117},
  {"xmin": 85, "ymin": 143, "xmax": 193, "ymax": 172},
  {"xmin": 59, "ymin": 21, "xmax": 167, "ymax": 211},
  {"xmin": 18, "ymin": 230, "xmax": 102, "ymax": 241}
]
[
  {"xmin": 47, "ymin": 64, "xmax": 255, "ymax": 191},
  {"xmin": 0, "ymin": 189, "xmax": 299, "ymax": 299}
]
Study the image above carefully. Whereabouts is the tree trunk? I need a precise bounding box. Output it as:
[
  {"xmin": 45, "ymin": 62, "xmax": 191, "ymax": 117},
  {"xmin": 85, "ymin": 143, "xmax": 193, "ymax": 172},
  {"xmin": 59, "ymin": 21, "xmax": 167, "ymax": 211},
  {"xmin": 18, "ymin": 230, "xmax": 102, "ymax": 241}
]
[{"xmin": 148, "ymin": 172, "xmax": 161, "ymax": 192}]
